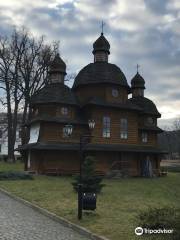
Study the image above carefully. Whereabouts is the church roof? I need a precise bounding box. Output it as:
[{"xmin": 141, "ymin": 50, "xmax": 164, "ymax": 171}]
[
  {"xmin": 131, "ymin": 72, "xmax": 145, "ymax": 89},
  {"xmin": 139, "ymin": 126, "xmax": 163, "ymax": 133},
  {"xmin": 92, "ymin": 33, "xmax": 110, "ymax": 54},
  {"xmin": 49, "ymin": 53, "xmax": 66, "ymax": 74},
  {"xmin": 18, "ymin": 142, "xmax": 166, "ymax": 154},
  {"xmin": 81, "ymin": 96, "xmax": 142, "ymax": 111},
  {"xmin": 31, "ymin": 83, "xmax": 78, "ymax": 106},
  {"xmin": 129, "ymin": 96, "xmax": 161, "ymax": 117},
  {"xmin": 26, "ymin": 116, "xmax": 86, "ymax": 126},
  {"xmin": 73, "ymin": 62, "xmax": 130, "ymax": 90}
]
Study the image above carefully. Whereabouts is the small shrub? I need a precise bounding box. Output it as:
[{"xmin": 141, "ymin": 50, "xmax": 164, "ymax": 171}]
[
  {"xmin": 137, "ymin": 207, "xmax": 180, "ymax": 240},
  {"xmin": 0, "ymin": 171, "xmax": 33, "ymax": 180},
  {"xmin": 72, "ymin": 156, "xmax": 105, "ymax": 193}
]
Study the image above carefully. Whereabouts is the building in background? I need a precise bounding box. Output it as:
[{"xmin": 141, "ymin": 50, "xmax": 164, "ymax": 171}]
[{"xmin": 0, "ymin": 113, "xmax": 21, "ymax": 160}]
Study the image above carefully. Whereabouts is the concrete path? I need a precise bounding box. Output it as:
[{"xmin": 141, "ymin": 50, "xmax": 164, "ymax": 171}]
[{"xmin": 0, "ymin": 191, "xmax": 90, "ymax": 240}]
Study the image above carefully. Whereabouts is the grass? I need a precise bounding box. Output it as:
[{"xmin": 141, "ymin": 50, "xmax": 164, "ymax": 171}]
[
  {"xmin": 0, "ymin": 161, "xmax": 23, "ymax": 172},
  {"xmin": 0, "ymin": 161, "xmax": 180, "ymax": 240}
]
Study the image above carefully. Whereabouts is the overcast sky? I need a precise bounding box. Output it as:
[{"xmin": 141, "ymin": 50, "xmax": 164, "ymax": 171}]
[{"xmin": 0, "ymin": 0, "xmax": 180, "ymax": 128}]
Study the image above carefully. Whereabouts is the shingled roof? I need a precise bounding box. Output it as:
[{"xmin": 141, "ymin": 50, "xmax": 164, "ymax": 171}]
[
  {"xmin": 131, "ymin": 72, "xmax": 145, "ymax": 89},
  {"xmin": 31, "ymin": 83, "xmax": 78, "ymax": 106},
  {"xmin": 73, "ymin": 62, "xmax": 130, "ymax": 90},
  {"xmin": 18, "ymin": 142, "xmax": 166, "ymax": 153},
  {"xmin": 139, "ymin": 126, "xmax": 163, "ymax": 133},
  {"xmin": 81, "ymin": 96, "xmax": 142, "ymax": 112},
  {"xmin": 129, "ymin": 96, "xmax": 161, "ymax": 117},
  {"xmin": 92, "ymin": 33, "xmax": 110, "ymax": 54},
  {"xmin": 49, "ymin": 53, "xmax": 66, "ymax": 75},
  {"xmin": 26, "ymin": 116, "xmax": 87, "ymax": 126}
]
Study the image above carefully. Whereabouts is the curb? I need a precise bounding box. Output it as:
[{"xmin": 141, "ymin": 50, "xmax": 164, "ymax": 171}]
[{"xmin": 0, "ymin": 188, "xmax": 110, "ymax": 240}]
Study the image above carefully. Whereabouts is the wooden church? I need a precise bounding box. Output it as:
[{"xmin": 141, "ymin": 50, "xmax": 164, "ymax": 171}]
[{"xmin": 19, "ymin": 31, "xmax": 164, "ymax": 177}]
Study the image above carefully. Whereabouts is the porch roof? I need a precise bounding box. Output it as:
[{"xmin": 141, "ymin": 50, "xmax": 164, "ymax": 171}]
[{"xmin": 17, "ymin": 142, "xmax": 167, "ymax": 154}]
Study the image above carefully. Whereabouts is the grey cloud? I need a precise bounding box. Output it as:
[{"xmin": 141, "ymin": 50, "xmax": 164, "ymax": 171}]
[{"xmin": 144, "ymin": 0, "xmax": 169, "ymax": 14}]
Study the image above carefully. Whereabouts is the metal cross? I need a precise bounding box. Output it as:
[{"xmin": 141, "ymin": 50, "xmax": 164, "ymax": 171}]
[
  {"xmin": 137, "ymin": 64, "xmax": 140, "ymax": 73},
  {"xmin": 101, "ymin": 21, "xmax": 105, "ymax": 34}
]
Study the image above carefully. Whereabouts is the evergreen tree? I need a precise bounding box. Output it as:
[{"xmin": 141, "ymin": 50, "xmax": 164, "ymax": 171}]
[{"xmin": 72, "ymin": 156, "xmax": 105, "ymax": 193}]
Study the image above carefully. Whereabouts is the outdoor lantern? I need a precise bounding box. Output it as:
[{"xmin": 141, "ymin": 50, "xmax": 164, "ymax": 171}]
[
  {"xmin": 64, "ymin": 124, "xmax": 73, "ymax": 136},
  {"xmin": 88, "ymin": 119, "xmax": 95, "ymax": 130}
]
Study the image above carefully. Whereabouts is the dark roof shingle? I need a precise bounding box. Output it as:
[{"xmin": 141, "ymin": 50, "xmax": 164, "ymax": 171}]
[
  {"xmin": 73, "ymin": 62, "xmax": 130, "ymax": 91},
  {"xmin": 31, "ymin": 83, "xmax": 78, "ymax": 106},
  {"xmin": 129, "ymin": 96, "xmax": 161, "ymax": 117}
]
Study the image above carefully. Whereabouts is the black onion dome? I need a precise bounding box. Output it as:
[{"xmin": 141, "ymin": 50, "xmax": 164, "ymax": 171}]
[
  {"xmin": 129, "ymin": 96, "xmax": 161, "ymax": 117},
  {"xmin": 131, "ymin": 72, "xmax": 145, "ymax": 89},
  {"xmin": 31, "ymin": 83, "xmax": 78, "ymax": 106},
  {"xmin": 73, "ymin": 62, "xmax": 130, "ymax": 90},
  {"xmin": 49, "ymin": 53, "xmax": 66, "ymax": 74},
  {"xmin": 93, "ymin": 33, "xmax": 110, "ymax": 54}
]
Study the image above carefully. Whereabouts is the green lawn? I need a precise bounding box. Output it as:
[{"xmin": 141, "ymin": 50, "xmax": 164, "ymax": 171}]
[{"xmin": 0, "ymin": 161, "xmax": 179, "ymax": 240}]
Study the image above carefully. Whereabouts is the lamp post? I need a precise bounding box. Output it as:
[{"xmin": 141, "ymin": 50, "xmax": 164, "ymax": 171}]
[{"xmin": 64, "ymin": 119, "xmax": 95, "ymax": 220}]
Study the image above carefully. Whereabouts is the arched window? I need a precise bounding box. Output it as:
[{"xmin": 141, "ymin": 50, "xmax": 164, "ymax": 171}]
[{"xmin": 102, "ymin": 116, "xmax": 110, "ymax": 138}]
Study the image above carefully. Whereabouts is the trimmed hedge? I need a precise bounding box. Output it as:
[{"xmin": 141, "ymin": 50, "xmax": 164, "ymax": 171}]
[
  {"xmin": 161, "ymin": 166, "xmax": 180, "ymax": 173},
  {"xmin": 0, "ymin": 171, "xmax": 33, "ymax": 180}
]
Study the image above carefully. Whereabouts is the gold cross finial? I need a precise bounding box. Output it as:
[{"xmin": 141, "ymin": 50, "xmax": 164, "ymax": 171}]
[{"xmin": 101, "ymin": 21, "xmax": 105, "ymax": 35}]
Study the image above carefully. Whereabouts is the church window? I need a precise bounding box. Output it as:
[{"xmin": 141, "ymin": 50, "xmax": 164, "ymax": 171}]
[
  {"xmin": 29, "ymin": 124, "xmax": 40, "ymax": 143},
  {"xmin": 142, "ymin": 132, "xmax": 148, "ymax": 143},
  {"xmin": 120, "ymin": 118, "xmax": 128, "ymax": 139},
  {"xmin": 102, "ymin": 116, "xmax": 110, "ymax": 138},
  {"xmin": 61, "ymin": 107, "xmax": 68, "ymax": 115},
  {"xmin": 112, "ymin": 89, "xmax": 118, "ymax": 97}
]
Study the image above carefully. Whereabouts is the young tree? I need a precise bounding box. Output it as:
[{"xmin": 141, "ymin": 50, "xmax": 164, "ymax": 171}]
[{"xmin": 72, "ymin": 156, "xmax": 105, "ymax": 194}]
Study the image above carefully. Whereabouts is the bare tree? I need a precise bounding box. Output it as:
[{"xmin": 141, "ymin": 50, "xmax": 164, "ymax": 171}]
[
  {"xmin": 173, "ymin": 119, "xmax": 180, "ymax": 158},
  {"xmin": 0, "ymin": 27, "xmax": 58, "ymax": 162},
  {"xmin": 0, "ymin": 32, "xmax": 23, "ymax": 162},
  {"xmin": 16, "ymin": 29, "xmax": 58, "ymax": 145}
]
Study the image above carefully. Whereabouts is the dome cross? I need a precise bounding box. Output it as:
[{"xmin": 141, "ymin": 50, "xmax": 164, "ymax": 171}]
[{"xmin": 101, "ymin": 21, "xmax": 105, "ymax": 35}]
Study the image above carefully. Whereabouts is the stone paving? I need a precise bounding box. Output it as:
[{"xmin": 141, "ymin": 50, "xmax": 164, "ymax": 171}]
[{"xmin": 0, "ymin": 191, "xmax": 90, "ymax": 240}]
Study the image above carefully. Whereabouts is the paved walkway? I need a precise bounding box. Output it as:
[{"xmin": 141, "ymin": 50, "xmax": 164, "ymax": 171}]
[{"xmin": 0, "ymin": 191, "xmax": 90, "ymax": 240}]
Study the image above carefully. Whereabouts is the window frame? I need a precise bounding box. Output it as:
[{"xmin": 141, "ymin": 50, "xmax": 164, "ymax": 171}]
[
  {"xmin": 120, "ymin": 118, "xmax": 128, "ymax": 139},
  {"xmin": 142, "ymin": 132, "xmax": 148, "ymax": 143},
  {"xmin": 61, "ymin": 107, "xmax": 68, "ymax": 116},
  {"xmin": 102, "ymin": 116, "xmax": 111, "ymax": 138}
]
